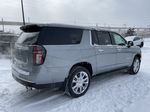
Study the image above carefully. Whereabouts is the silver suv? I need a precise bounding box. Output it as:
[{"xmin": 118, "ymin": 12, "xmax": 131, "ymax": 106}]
[{"xmin": 12, "ymin": 24, "xmax": 141, "ymax": 98}]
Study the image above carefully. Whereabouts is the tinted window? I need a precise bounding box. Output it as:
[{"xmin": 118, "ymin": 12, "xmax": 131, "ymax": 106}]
[
  {"xmin": 97, "ymin": 31, "xmax": 112, "ymax": 45},
  {"xmin": 91, "ymin": 30, "xmax": 99, "ymax": 45},
  {"xmin": 133, "ymin": 37, "xmax": 140, "ymax": 41},
  {"xmin": 111, "ymin": 33, "xmax": 126, "ymax": 45},
  {"xmin": 37, "ymin": 27, "xmax": 83, "ymax": 45}
]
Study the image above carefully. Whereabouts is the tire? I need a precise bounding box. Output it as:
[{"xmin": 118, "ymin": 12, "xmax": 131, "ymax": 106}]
[
  {"xmin": 140, "ymin": 42, "xmax": 144, "ymax": 48},
  {"xmin": 65, "ymin": 66, "xmax": 91, "ymax": 98},
  {"xmin": 128, "ymin": 56, "xmax": 141, "ymax": 75}
]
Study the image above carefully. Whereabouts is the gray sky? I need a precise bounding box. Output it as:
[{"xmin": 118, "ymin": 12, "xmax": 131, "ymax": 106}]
[{"xmin": 0, "ymin": 0, "xmax": 150, "ymax": 27}]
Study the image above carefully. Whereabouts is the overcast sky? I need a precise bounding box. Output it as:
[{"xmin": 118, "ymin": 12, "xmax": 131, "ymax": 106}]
[{"xmin": 0, "ymin": 0, "xmax": 150, "ymax": 27}]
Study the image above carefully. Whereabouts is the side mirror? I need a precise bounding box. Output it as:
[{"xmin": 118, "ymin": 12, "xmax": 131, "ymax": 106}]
[{"xmin": 127, "ymin": 41, "xmax": 134, "ymax": 48}]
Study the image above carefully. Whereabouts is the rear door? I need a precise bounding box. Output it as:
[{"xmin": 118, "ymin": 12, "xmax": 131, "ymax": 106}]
[
  {"xmin": 92, "ymin": 30, "xmax": 117, "ymax": 73},
  {"xmin": 133, "ymin": 37, "xmax": 141, "ymax": 46},
  {"xmin": 13, "ymin": 32, "xmax": 39, "ymax": 72}
]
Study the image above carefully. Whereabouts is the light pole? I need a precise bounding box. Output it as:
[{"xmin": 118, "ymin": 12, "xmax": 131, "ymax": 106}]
[
  {"xmin": 2, "ymin": 18, "xmax": 4, "ymax": 32},
  {"xmin": 21, "ymin": 0, "xmax": 25, "ymax": 25}
]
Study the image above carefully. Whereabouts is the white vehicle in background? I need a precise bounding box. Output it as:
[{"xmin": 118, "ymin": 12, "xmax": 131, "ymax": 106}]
[{"xmin": 125, "ymin": 36, "xmax": 144, "ymax": 48}]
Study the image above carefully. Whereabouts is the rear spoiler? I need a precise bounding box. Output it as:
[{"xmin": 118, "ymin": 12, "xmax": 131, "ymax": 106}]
[{"xmin": 20, "ymin": 24, "xmax": 42, "ymax": 32}]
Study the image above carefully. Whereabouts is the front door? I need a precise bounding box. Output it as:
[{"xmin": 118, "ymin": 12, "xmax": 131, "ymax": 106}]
[{"xmin": 110, "ymin": 32, "xmax": 132, "ymax": 67}]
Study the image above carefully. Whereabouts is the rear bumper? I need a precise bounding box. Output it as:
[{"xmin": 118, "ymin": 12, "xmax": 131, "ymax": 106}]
[{"xmin": 12, "ymin": 74, "xmax": 63, "ymax": 89}]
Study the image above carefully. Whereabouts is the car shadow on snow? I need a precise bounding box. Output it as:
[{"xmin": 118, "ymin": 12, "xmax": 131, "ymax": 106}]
[
  {"xmin": 12, "ymin": 88, "xmax": 71, "ymax": 112},
  {"xmin": 12, "ymin": 69, "xmax": 133, "ymax": 112}
]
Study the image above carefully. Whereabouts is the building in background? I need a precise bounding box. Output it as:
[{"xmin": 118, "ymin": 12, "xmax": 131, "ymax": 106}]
[{"xmin": 0, "ymin": 31, "xmax": 18, "ymax": 55}]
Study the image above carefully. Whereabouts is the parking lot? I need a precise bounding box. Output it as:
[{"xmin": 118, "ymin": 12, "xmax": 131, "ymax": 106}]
[{"xmin": 0, "ymin": 38, "xmax": 150, "ymax": 112}]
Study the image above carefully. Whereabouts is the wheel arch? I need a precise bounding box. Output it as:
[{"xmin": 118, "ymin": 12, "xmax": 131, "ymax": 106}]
[
  {"xmin": 134, "ymin": 54, "xmax": 141, "ymax": 61},
  {"xmin": 68, "ymin": 62, "xmax": 93, "ymax": 77}
]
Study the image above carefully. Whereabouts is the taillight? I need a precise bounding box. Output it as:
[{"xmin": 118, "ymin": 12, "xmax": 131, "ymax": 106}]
[{"xmin": 33, "ymin": 46, "xmax": 46, "ymax": 65}]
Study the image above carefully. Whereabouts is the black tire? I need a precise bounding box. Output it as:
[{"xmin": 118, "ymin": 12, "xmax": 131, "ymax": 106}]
[
  {"xmin": 128, "ymin": 56, "xmax": 141, "ymax": 75},
  {"xmin": 65, "ymin": 66, "xmax": 91, "ymax": 98},
  {"xmin": 140, "ymin": 42, "xmax": 144, "ymax": 48}
]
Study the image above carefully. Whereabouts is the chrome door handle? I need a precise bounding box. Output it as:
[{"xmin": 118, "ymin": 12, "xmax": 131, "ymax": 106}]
[{"xmin": 98, "ymin": 49, "xmax": 104, "ymax": 52}]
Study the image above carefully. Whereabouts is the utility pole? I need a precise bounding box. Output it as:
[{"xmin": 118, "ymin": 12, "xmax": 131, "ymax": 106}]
[
  {"xmin": 1, "ymin": 18, "xmax": 4, "ymax": 32},
  {"xmin": 21, "ymin": 0, "xmax": 25, "ymax": 25}
]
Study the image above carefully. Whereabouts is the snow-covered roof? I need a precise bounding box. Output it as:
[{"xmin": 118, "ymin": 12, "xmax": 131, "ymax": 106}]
[{"xmin": 125, "ymin": 36, "xmax": 137, "ymax": 41}]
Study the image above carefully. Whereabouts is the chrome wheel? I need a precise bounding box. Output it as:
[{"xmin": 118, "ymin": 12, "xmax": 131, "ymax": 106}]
[
  {"xmin": 71, "ymin": 71, "xmax": 89, "ymax": 95},
  {"xmin": 133, "ymin": 58, "xmax": 140, "ymax": 73}
]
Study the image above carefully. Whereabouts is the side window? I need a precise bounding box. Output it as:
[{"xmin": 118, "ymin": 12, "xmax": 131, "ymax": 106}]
[
  {"xmin": 38, "ymin": 27, "xmax": 83, "ymax": 45},
  {"xmin": 133, "ymin": 37, "xmax": 140, "ymax": 41},
  {"xmin": 97, "ymin": 31, "xmax": 112, "ymax": 45},
  {"xmin": 91, "ymin": 30, "xmax": 99, "ymax": 45},
  {"xmin": 111, "ymin": 33, "xmax": 126, "ymax": 46}
]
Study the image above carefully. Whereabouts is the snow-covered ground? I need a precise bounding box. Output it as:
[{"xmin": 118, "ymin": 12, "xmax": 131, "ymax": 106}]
[{"xmin": 0, "ymin": 38, "xmax": 150, "ymax": 112}]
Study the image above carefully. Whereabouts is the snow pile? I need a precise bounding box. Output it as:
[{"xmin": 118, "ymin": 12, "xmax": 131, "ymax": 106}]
[{"xmin": 0, "ymin": 38, "xmax": 150, "ymax": 112}]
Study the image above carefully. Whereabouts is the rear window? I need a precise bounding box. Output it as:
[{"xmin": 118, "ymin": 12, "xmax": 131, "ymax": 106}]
[
  {"xmin": 37, "ymin": 27, "xmax": 83, "ymax": 45},
  {"xmin": 17, "ymin": 32, "xmax": 39, "ymax": 44},
  {"xmin": 133, "ymin": 37, "xmax": 140, "ymax": 41}
]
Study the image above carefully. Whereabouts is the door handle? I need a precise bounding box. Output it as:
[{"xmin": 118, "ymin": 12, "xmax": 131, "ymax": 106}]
[{"xmin": 98, "ymin": 49, "xmax": 104, "ymax": 52}]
